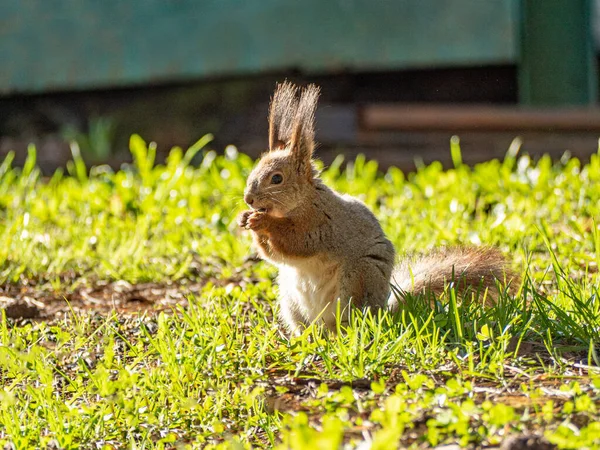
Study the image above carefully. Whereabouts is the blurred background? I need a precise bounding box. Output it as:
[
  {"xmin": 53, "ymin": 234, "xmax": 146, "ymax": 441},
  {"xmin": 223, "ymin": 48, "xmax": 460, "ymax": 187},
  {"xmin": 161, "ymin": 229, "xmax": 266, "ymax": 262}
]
[{"xmin": 1, "ymin": 0, "xmax": 599, "ymax": 172}]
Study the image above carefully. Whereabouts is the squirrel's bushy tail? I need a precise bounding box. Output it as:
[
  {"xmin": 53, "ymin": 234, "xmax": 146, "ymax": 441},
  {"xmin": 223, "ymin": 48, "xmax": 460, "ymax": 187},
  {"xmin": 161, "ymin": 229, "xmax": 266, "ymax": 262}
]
[{"xmin": 388, "ymin": 246, "xmax": 516, "ymax": 309}]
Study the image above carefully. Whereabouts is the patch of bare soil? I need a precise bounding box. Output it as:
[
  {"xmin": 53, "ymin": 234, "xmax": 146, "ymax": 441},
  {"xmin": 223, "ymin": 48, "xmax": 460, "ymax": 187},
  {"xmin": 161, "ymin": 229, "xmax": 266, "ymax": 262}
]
[
  {"xmin": 0, "ymin": 280, "xmax": 205, "ymax": 320},
  {"xmin": 0, "ymin": 257, "xmax": 264, "ymax": 321}
]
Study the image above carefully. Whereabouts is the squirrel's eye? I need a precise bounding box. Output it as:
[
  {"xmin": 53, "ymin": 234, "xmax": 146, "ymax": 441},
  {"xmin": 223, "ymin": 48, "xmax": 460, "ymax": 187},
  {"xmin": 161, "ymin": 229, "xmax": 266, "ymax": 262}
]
[{"xmin": 271, "ymin": 173, "xmax": 283, "ymax": 184}]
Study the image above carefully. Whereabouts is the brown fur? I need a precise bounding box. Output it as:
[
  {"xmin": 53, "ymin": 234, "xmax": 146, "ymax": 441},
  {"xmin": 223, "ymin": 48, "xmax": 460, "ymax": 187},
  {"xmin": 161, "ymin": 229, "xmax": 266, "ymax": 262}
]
[
  {"xmin": 268, "ymin": 81, "xmax": 299, "ymax": 151},
  {"xmin": 238, "ymin": 82, "xmax": 516, "ymax": 333},
  {"xmin": 389, "ymin": 246, "xmax": 516, "ymax": 309}
]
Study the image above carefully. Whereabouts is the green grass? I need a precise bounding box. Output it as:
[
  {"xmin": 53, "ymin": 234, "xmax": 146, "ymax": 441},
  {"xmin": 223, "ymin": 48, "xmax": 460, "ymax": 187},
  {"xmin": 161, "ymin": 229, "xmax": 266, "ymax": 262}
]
[{"xmin": 0, "ymin": 135, "xmax": 600, "ymax": 448}]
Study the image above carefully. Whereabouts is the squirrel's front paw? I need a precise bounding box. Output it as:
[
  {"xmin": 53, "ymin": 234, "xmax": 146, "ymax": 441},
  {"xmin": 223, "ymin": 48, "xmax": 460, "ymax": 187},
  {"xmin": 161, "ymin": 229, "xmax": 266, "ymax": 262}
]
[
  {"xmin": 237, "ymin": 210, "xmax": 252, "ymax": 228},
  {"xmin": 246, "ymin": 211, "xmax": 267, "ymax": 230}
]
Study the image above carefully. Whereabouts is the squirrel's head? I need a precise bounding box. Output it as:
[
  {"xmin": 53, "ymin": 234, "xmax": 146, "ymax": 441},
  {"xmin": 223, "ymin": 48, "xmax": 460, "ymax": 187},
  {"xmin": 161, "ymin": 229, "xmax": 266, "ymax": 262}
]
[{"xmin": 243, "ymin": 82, "xmax": 320, "ymax": 217}]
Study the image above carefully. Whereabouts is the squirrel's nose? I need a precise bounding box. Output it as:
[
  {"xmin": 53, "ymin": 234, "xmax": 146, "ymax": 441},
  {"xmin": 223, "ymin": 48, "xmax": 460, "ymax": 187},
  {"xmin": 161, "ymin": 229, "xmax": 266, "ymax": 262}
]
[{"xmin": 244, "ymin": 193, "xmax": 254, "ymax": 206}]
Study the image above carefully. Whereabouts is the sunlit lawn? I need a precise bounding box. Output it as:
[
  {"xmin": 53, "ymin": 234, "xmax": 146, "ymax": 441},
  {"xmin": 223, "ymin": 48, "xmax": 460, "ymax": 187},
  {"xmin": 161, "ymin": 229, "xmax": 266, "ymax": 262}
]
[{"xmin": 0, "ymin": 136, "xmax": 599, "ymax": 448}]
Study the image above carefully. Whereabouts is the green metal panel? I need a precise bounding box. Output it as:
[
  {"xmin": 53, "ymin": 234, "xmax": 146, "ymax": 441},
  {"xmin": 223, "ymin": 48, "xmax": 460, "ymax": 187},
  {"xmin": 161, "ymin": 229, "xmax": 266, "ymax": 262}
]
[
  {"xmin": 0, "ymin": 1, "xmax": 519, "ymax": 95},
  {"xmin": 519, "ymin": 0, "xmax": 598, "ymax": 105}
]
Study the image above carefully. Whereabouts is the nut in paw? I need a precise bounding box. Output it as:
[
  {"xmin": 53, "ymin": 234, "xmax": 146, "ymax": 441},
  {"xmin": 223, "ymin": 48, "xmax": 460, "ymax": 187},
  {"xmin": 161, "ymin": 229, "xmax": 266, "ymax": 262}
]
[
  {"xmin": 237, "ymin": 210, "xmax": 253, "ymax": 228},
  {"xmin": 246, "ymin": 211, "xmax": 267, "ymax": 230}
]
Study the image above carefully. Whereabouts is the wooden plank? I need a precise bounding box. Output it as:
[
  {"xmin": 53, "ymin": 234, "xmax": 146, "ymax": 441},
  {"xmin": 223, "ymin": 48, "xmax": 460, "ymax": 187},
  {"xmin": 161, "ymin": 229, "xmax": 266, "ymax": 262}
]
[
  {"xmin": 361, "ymin": 104, "xmax": 600, "ymax": 132},
  {"xmin": 321, "ymin": 130, "xmax": 600, "ymax": 171},
  {"xmin": 0, "ymin": 0, "xmax": 518, "ymax": 94}
]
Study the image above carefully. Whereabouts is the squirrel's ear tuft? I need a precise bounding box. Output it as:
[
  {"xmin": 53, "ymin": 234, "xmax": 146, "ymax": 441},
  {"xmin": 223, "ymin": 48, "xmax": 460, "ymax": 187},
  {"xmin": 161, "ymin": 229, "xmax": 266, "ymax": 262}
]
[
  {"xmin": 290, "ymin": 84, "xmax": 320, "ymax": 177},
  {"xmin": 269, "ymin": 81, "xmax": 299, "ymax": 151}
]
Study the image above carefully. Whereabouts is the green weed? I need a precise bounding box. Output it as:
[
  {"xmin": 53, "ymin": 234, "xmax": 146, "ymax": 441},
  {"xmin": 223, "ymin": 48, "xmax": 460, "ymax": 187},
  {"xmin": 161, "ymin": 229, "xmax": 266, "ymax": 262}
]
[{"xmin": 0, "ymin": 136, "xmax": 598, "ymax": 448}]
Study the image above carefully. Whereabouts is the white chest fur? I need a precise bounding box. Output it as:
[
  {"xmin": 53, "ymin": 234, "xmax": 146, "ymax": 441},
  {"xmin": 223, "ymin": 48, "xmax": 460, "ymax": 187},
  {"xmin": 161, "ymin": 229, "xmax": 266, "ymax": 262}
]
[{"xmin": 277, "ymin": 254, "xmax": 341, "ymax": 327}]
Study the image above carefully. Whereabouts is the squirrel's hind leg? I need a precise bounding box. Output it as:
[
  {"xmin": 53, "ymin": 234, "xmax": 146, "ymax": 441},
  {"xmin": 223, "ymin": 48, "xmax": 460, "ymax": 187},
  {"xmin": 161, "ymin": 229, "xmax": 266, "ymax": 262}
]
[{"xmin": 339, "ymin": 260, "xmax": 392, "ymax": 314}]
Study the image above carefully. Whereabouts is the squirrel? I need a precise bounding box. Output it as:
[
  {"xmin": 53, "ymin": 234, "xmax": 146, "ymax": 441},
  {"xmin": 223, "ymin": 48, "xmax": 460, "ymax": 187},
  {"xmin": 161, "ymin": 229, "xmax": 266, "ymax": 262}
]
[{"xmin": 237, "ymin": 82, "xmax": 514, "ymax": 334}]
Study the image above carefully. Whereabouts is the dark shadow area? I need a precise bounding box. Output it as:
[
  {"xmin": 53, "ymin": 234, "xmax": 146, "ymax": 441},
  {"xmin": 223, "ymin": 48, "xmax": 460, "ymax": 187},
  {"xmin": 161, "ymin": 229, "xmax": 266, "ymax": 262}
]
[{"xmin": 0, "ymin": 66, "xmax": 518, "ymax": 173}]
